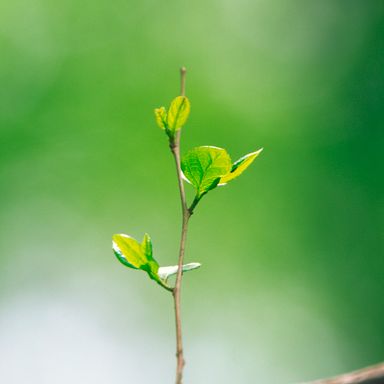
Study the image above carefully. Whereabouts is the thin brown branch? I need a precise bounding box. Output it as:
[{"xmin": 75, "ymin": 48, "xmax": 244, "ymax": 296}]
[
  {"xmin": 180, "ymin": 66, "xmax": 187, "ymax": 97},
  {"xmin": 170, "ymin": 67, "xmax": 190, "ymax": 384},
  {"xmin": 302, "ymin": 362, "xmax": 384, "ymax": 384}
]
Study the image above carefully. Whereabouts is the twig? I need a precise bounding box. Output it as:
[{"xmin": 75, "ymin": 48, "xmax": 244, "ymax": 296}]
[
  {"xmin": 302, "ymin": 362, "xmax": 384, "ymax": 384},
  {"xmin": 170, "ymin": 67, "xmax": 190, "ymax": 384}
]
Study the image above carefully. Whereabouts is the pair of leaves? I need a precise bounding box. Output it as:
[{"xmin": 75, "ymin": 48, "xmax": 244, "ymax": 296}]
[
  {"xmin": 112, "ymin": 233, "xmax": 201, "ymax": 291},
  {"xmin": 154, "ymin": 96, "xmax": 191, "ymax": 139},
  {"xmin": 181, "ymin": 146, "xmax": 263, "ymax": 199}
]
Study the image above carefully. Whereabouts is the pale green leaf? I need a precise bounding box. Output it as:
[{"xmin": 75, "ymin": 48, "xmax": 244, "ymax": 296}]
[
  {"xmin": 158, "ymin": 262, "xmax": 201, "ymax": 281},
  {"xmin": 181, "ymin": 146, "xmax": 232, "ymax": 197},
  {"xmin": 154, "ymin": 107, "xmax": 167, "ymax": 130},
  {"xmin": 112, "ymin": 233, "xmax": 171, "ymax": 291},
  {"xmin": 167, "ymin": 96, "xmax": 190, "ymax": 132},
  {"xmin": 219, "ymin": 148, "xmax": 263, "ymax": 185}
]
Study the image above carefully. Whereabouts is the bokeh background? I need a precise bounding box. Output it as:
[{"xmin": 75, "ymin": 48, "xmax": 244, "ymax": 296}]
[{"xmin": 0, "ymin": 1, "xmax": 383, "ymax": 383}]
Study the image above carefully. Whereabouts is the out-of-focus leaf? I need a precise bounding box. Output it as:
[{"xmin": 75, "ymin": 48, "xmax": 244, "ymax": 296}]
[
  {"xmin": 158, "ymin": 262, "xmax": 201, "ymax": 281},
  {"xmin": 181, "ymin": 146, "xmax": 232, "ymax": 198},
  {"xmin": 219, "ymin": 148, "xmax": 263, "ymax": 185},
  {"xmin": 167, "ymin": 96, "xmax": 190, "ymax": 132},
  {"xmin": 112, "ymin": 233, "xmax": 171, "ymax": 291},
  {"xmin": 154, "ymin": 107, "xmax": 167, "ymax": 130}
]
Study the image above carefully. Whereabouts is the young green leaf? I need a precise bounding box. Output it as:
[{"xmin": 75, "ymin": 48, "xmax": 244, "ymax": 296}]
[
  {"xmin": 219, "ymin": 148, "xmax": 263, "ymax": 185},
  {"xmin": 167, "ymin": 96, "xmax": 190, "ymax": 133},
  {"xmin": 154, "ymin": 107, "xmax": 167, "ymax": 130},
  {"xmin": 181, "ymin": 146, "xmax": 232, "ymax": 198},
  {"xmin": 112, "ymin": 233, "xmax": 172, "ymax": 291},
  {"xmin": 112, "ymin": 234, "xmax": 147, "ymax": 269}
]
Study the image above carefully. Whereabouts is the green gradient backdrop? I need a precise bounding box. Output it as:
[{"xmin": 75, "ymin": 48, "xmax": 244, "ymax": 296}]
[{"xmin": 0, "ymin": 1, "xmax": 383, "ymax": 383}]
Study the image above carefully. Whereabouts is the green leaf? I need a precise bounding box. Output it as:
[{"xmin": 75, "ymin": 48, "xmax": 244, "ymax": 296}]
[
  {"xmin": 154, "ymin": 107, "xmax": 167, "ymax": 130},
  {"xmin": 112, "ymin": 234, "xmax": 146, "ymax": 269},
  {"xmin": 219, "ymin": 148, "xmax": 263, "ymax": 185},
  {"xmin": 141, "ymin": 233, "xmax": 153, "ymax": 260},
  {"xmin": 112, "ymin": 233, "xmax": 171, "ymax": 291},
  {"xmin": 181, "ymin": 146, "xmax": 232, "ymax": 198},
  {"xmin": 167, "ymin": 96, "xmax": 190, "ymax": 132},
  {"xmin": 158, "ymin": 262, "xmax": 201, "ymax": 281}
]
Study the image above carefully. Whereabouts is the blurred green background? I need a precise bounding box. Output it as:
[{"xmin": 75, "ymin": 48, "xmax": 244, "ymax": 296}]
[{"xmin": 0, "ymin": 0, "xmax": 383, "ymax": 383}]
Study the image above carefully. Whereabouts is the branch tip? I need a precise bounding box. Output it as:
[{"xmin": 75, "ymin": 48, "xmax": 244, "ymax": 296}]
[{"xmin": 180, "ymin": 67, "xmax": 187, "ymax": 96}]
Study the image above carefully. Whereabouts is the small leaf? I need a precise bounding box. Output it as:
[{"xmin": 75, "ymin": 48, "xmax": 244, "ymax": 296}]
[
  {"xmin": 141, "ymin": 233, "xmax": 153, "ymax": 259},
  {"xmin": 158, "ymin": 262, "xmax": 201, "ymax": 281},
  {"xmin": 113, "ymin": 234, "xmax": 148, "ymax": 270},
  {"xmin": 112, "ymin": 233, "xmax": 171, "ymax": 291},
  {"xmin": 167, "ymin": 96, "xmax": 190, "ymax": 132},
  {"xmin": 181, "ymin": 146, "xmax": 232, "ymax": 198},
  {"xmin": 154, "ymin": 107, "xmax": 167, "ymax": 130},
  {"xmin": 219, "ymin": 148, "xmax": 263, "ymax": 185}
]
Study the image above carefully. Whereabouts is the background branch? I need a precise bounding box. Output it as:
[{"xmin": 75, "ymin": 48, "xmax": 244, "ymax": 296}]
[{"xmin": 303, "ymin": 362, "xmax": 384, "ymax": 384}]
